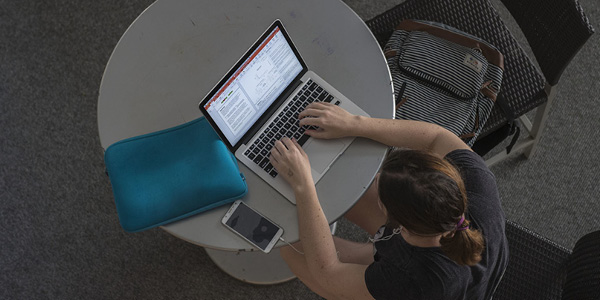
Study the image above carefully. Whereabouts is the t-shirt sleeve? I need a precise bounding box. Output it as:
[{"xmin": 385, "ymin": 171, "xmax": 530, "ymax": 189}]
[{"xmin": 444, "ymin": 149, "xmax": 505, "ymax": 230}]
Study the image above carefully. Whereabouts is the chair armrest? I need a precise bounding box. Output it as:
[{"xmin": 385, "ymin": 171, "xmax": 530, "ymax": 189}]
[{"xmin": 493, "ymin": 220, "xmax": 571, "ymax": 300}]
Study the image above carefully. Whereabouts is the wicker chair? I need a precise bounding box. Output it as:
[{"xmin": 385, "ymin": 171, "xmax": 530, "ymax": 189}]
[
  {"xmin": 493, "ymin": 220, "xmax": 600, "ymax": 300},
  {"xmin": 562, "ymin": 230, "xmax": 600, "ymax": 300},
  {"xmin": 365, "ymin": 0, "xmax": 594, "ymax": 166}
]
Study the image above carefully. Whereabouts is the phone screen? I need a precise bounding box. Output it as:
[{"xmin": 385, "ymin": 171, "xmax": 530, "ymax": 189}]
[{"xmin": 224, "ymin": 202, "xmax": 281, "ymax": 251}]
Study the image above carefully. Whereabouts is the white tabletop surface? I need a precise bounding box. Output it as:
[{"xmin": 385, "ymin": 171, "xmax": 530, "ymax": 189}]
[{"xmin": 98, "ymin": 0, "xmax": 393, "ymax": 250}]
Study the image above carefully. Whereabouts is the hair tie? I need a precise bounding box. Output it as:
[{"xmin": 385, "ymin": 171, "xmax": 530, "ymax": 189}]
[{"xmin": 455, "ymin": 215, "xmax": 469, "ymax": 231}]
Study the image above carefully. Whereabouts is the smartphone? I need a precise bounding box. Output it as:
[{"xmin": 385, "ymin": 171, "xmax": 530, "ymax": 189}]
[{"xmin": 221, "ymin": 200, "xmax": 284, "ymax": 253}]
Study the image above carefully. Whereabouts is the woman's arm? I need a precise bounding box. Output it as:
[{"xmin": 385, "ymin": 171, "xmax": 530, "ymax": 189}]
[
  {"xmin": 270, "ymin": 138, "xmax": 373, "ymax": 300},
  {"xmin": 299, "ymin": 102, "xmax": 471, "ymax": 157}
]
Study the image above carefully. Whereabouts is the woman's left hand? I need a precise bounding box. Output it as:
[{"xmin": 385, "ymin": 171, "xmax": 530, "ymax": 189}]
[{"xmin": 269, "ymin": 137, "xmax": 314, "ymax": 192}]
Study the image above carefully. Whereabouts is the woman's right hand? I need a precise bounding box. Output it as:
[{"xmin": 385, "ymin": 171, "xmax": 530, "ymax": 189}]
[{"xmin": 298, "ymin": 102, "xmax": 361, "ymax": 139}]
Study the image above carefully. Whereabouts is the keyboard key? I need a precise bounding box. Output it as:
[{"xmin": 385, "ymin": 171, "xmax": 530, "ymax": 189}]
[
  {"xmin": 285, "ymin": 130, "xmax": 295, "ymax": 138},
  {"xmin": 259, "ymin": 157, "xmax": 269, "ymax": 169},
  {"xmin": 325, "ymin": 95, "xmax": 334, "ymax": 103},
  {"xmin": 269, "ymin": 170, "xmax": 278, "ymax": 178},
  {"xmin": 248, "ymin": 152, "xmax": 256, "ymax": 160},
  {"xmin": 318, "ymin": 92, "xmax": 327, "ymax": 101},
  {"xmin": 264, "ymin": 163, "xmax": 273, "ymax": 173},
  {"xmin": 260, "ymin": 149, "xmax": 269, "ymax": 157},
  {"xmin": 298, "ymin": 134, "xmax": 310, "ymax": 146},
  {"xmin": 253, "ymin": 154, "xmax": 263, "ymax": 165}
]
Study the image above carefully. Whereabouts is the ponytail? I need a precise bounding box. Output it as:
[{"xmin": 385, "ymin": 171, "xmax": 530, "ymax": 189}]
[{"xmin": 439, "ymin": 218, "xmax": 485, "ymax": 266}]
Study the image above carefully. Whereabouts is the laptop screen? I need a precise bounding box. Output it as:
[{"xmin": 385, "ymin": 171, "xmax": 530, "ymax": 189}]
[{"xmin": 202, "ymin": 23, "xmax": 304, "ymax": 147}]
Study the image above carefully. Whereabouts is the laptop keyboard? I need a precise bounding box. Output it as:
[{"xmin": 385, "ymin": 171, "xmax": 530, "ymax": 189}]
[{"xmin": 243, "ymin": 79, "xmax": 341, "ymax": 178}]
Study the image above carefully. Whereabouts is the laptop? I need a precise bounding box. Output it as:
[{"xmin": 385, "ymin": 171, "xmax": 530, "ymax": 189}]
[{"xmin": 199, "ymin": 19, "xmax": 369, "ymax": 204}]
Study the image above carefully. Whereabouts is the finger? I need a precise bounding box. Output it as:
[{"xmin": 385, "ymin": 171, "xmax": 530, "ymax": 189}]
[
  {"xmin": 281, "ymin": 137, "xmax": 295, "ymax": 150},
  {"xmin": 305, "ymin": 101, "xmax": 332, "ymax": 110},
  {"xmin": 303, "ymin": 127, "xmax": 324, "ymax": 137},
  {"xmin": 298, "ymin": 102, "xmax": 331, "ymax": 118},
  {"xmin": 298, "ymin": 116, "xmax": 322, "ymax": 127},
  {"xmin": 282, "ymin": 137, "xmax": 303, "ymax": 155},
  {"xmin": 270, "ymin": 145, "xmax": 281, "ymax": 159},
  {"xmin": 298, "ymin": 108, "xmax": 323, "ymax": 120},
  {"xmin": 269, "ymin": 151, "xmax": 280, "ymax": 165},
  {"xmin": 273, "ymin": 139, "xmax": 288, "ymax": 152},
  {"xmin": 287, "ymin": 137, "xmax": 306, "ymax": 156},
  {"xmin": 269, "ymin": 156, "xmax": 282, "ymax": 173},
  {"xmin": 291, "ymin": 138, "xmax": 308, "ymax": 158}
]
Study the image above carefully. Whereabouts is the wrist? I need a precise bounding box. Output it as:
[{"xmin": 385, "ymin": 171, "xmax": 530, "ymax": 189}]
[
  {"xmin": 350, "ymin": 115, "xmax": 368, "ymax": 137},
  {"xmin": 292, "ymin": 177, "xmax": 316, "ymax": 196}
]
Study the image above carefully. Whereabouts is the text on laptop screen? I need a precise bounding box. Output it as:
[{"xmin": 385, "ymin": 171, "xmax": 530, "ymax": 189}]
[{"xmin": 204, "ymin": 26, "xmax": 303, "ymax": 146}]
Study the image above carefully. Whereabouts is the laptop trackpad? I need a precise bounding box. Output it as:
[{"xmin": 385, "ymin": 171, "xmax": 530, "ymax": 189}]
[{"xmin": 304, "ymin": 139, "xmax": 345, "ymax": 174}]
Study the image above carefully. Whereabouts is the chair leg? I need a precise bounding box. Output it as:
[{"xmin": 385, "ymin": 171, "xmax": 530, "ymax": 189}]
[
  {"xmin": 523, "ymin": 84, "xmax": 556, "ymax": 158},
  {"xmin": 485, "ymin": 84, "xmax": 556, "ymax": 167},
  {"xmin": 485, "ymin": 133, "xmax": 534, "ymax": 167}
]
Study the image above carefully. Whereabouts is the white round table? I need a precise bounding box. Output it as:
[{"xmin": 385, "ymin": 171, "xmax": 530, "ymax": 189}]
[{"xmin": 98, "ymin": 0, "xmax": 393, "ymax": 284}]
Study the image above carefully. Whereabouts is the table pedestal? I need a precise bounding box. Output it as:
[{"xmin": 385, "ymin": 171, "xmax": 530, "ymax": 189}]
[{"xmin": 205, "ymin": 248, "xmax": 296, "ymax": 284}]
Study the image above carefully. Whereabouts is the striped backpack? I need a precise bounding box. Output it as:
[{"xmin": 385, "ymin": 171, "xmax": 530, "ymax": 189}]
[{"xmin": 385, "ymin": 20, "xmax": 505, "ymax": 146}]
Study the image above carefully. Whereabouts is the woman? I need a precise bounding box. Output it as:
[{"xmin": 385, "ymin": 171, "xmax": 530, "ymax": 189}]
[{"xmin": 269, "ymin": 102, "xmax": 508, "ymax": 300}]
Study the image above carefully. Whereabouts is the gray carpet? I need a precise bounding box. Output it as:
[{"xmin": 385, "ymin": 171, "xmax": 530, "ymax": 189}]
[{"xmin": 1, "ymin": 0, "xmax": 598, "ymax": 299}]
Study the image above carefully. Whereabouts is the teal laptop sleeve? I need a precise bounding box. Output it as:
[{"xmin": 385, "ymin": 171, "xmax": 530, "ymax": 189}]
[{"xmin": 104, "ymin": 117, "xmax": 247, "ymax": 232}]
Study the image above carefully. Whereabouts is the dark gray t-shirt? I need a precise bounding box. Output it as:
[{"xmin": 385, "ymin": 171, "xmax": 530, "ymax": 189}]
[{"xmin": 365, "ymin": 149, "xmax": 508, "ymax": 300}]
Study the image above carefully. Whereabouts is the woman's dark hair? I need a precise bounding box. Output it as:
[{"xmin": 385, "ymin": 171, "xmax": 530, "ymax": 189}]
[{"xmin": 377, "ymin": 149, "xmax": 484, "ymax": 266}]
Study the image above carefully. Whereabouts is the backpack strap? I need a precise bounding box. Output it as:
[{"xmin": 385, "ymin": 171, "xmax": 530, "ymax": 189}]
[
  {"xmin": 495, "ymin": 96, "xmax": 520, "ymax": 154},
  {"xmin": 473, "ymin": 96, "xmax": 520, "ymax": 156},
  {"xmin": 396, "ymin": 20, "xmax": 504, "ymax": 71}
]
